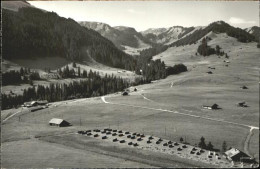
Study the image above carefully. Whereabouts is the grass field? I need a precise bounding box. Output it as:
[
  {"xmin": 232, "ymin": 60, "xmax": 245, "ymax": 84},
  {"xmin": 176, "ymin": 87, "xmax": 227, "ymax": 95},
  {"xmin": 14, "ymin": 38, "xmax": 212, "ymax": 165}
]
[{"xmin": 1, "ymin": 33, "xmax": 259, "ymax": 167}]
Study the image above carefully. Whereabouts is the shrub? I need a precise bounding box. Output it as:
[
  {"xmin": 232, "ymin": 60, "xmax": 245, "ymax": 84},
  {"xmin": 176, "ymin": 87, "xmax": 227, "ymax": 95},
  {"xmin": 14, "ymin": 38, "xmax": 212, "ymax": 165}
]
[{"xmin": 166, "ymin": 64, "xmax": 187, "ymax": 75}]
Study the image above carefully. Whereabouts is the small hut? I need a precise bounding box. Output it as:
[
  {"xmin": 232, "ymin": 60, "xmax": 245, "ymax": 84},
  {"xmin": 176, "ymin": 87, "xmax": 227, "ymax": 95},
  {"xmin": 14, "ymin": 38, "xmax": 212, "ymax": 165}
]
[
  {"xmin": 237, "ymin": 102, "xmax": 248, "ymax": 107},
  {"xmin": 241, "ymin": 86, "xmax": 248, "ymax": 89},
  {"xmin": 49, "ymin": 118, "xmax": 70, "ymax": 127}
]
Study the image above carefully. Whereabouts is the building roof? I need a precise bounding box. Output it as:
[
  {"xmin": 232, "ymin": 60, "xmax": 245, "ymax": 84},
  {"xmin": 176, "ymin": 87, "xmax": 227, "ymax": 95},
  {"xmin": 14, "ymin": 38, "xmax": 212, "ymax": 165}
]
[
  {"xmin": 49, "ymin": 118, "xmax": 64, "ymax": 125},
  {"xmin": 37, "ymin": 100, "xmax": 48, "ymax": 104},
  {"xmin": 225, "ymin": 148, "xmax": 240, "ymax": 158}
]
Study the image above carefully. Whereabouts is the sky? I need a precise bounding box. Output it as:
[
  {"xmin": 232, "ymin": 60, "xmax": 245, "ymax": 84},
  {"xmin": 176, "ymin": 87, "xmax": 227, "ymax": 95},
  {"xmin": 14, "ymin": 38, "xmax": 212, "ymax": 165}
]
[{"xmin": 28, "ymin": 1, "xmax": 259, "ymax": 31}]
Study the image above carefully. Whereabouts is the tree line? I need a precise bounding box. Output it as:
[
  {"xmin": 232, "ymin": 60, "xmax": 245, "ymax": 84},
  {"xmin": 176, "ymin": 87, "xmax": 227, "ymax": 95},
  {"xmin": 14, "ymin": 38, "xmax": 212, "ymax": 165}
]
[
  {"xmin": 2, "ymin": 67, "xmax": 41, "ymax": 86},
  {"xmin": 2, "ymin": 60, "xmax": 188, "ymax": 110},
  {"xmin": 1, "ymin": 70, "xmax": 131, "ymax": 110},
  {"xmin": 197, "ymin": 37, "xmax": 229, "ymax": 57},
  {"xmin": 197, "ymin": 136, "xmax": 228, "ymax": 152}
]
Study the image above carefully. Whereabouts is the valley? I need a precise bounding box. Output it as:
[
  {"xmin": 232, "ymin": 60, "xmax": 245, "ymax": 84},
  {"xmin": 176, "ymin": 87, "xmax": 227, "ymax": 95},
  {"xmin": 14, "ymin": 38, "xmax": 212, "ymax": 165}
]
[{"xmin": 1, "ymin": 33, "xmax": 259, "ymax": 167}]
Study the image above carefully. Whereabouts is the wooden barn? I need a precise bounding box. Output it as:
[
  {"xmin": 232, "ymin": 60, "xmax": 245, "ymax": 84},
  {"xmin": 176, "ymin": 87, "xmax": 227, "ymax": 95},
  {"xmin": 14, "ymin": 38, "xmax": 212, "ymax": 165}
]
[{"xmin": 49, "ymin": 118, "xmax": 70, "ymax": 127}]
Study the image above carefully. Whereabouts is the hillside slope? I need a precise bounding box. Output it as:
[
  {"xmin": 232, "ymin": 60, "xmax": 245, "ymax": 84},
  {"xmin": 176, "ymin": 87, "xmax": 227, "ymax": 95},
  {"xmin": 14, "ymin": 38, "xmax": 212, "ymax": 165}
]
[
  {"xmin": 2, "ymin": 2, "xmax": 135, "ymax": 70},
  {"xmin": 245, "ymin": 26, "xmax": 260, "ymax": 41}
]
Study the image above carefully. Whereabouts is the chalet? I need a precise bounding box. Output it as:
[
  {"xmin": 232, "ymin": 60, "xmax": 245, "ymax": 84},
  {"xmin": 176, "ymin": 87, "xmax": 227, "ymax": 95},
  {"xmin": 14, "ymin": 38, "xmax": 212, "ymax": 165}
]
[
  {"xmin": 224, "ymin": 148, "xmax": 251, "ymax": 162},
  {"xmin": 49, "ymin": 118, "xmax": 70, "ymax": 127}
]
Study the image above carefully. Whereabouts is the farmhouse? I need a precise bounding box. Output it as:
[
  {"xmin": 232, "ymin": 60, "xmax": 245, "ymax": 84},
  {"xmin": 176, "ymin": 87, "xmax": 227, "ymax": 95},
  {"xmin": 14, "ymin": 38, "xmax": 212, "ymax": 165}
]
[
  {"xmin": 203, "ymin": 103, "xmax": 220, "ymax": 110},
  {"xmin": 224, "ymin": 148, "xmax": 251, "ymax": 162},
  {"xmin": 49, "ymin": 118, "xmax": 70, "ymax": 127},
  {"xmin": 23, "ymin": 100, "xmax": 48, "ymax": 107}
]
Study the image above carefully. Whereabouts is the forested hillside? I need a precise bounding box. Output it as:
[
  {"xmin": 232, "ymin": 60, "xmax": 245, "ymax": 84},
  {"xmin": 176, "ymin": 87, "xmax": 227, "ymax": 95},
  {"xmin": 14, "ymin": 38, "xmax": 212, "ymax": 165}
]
[{"xmin": 2, "ymin": 7, "xmax": 135, "ymax": 70}]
